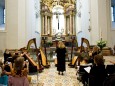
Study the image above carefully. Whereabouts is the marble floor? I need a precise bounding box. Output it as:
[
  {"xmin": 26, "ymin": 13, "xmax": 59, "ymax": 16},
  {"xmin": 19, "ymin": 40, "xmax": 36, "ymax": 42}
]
[
  {"xmin": 29, "ymin": 56, "xmax": 115, "ymax": 86},
  {"xmin": 29, "ymin": 62, "xmax": 83, "ymax": 86}
]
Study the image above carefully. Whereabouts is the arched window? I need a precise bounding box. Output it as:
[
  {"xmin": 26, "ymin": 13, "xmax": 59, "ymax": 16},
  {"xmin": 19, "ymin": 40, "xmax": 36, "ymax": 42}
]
[
  {"xmin": 111, "ymin": 6, "xmax": 114, "ymax": 21},
  {"xmin": 111, "ymin": 0, "xmax": 115, "ymax": 22},
  {"xmin": 0, "ymin": 0, "xmax": 5, "ymax": 30}
]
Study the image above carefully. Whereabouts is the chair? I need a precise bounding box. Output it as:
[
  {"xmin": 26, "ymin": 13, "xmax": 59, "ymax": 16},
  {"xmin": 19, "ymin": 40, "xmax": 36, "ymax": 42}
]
[
  {"xmin": 103, "ymin": 73, "xmax": 115, "ymax": 86},
  {"xmin": 85, "ymin": 65, "xmax": 107, "ymax": 86},
  {"xmin": 106, "ymin": 65, "xmax": 115, "ymax": 75},
  {"xmin": 77, "ymin": 65, "xmax": 92, "ymax": 84}
]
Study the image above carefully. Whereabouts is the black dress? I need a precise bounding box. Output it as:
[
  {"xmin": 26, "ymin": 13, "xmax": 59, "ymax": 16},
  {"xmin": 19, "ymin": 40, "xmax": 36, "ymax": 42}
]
[
  {"xmin": 88, "ymin": 65, "xmax": 107, "ymax": 86},
  {"xmin": 56, "ymin": 47, "xmax": 66, "ymax": 72},
  {"xmin": 4, "ymin": 52, "xmax": 11, "ymax": 64}
]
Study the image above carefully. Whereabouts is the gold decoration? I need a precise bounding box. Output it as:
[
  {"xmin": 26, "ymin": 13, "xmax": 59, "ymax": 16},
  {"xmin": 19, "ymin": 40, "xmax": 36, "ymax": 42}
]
[{"xmin": 41, "ymin": 0, "xmax": 76, "ymax": 12}]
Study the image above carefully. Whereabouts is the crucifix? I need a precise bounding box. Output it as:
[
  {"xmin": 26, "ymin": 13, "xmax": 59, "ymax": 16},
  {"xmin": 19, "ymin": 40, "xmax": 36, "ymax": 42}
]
[
  {"xmin": 56, "ymin": 13, "xmax": 59, "ymax": 30},
  {"xmin": 58, "ymin": 15, "xmax": 59, "ymax": 30},
  {"xmin": 57, "ymin": 0, "xmax": 60, "ymax": 30}
]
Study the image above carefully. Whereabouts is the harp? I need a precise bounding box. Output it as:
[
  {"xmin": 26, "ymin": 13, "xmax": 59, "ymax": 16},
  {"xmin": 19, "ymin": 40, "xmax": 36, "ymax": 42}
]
[
  {"xmin": 68, "ymin": 36, "xmax": 77, "ymax": 67},
  {"xmin": 39, "ymin": 48, "xmax": 50, "ymax": 68},
  {"xmin": 27, "ymin": 38, "xmax": 50, "ymax": 68},
  {"xmin": 80, "ymin": 38, "xmax": 90, "ymax": 52},
  {"xmin": 41, "ymin": 37, "xmax": 50, "ymax": 68},
  {"xmin": 26, "ymin": 38, "xmax": 44, "ymax": 72}
]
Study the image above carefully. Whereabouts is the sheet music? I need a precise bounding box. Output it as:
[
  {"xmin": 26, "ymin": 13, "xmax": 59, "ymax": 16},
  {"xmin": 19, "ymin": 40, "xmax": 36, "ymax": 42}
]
[{"xmin": 84, "ymin": 66, "xmax": 91, "ymax": 73}]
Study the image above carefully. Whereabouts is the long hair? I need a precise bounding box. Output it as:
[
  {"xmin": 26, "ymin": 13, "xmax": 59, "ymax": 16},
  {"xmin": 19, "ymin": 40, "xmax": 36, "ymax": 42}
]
[
  {"xmin": 94, "ymin": 54, "xmax": 104, "ymax": 66},
  {"xmin": 57, "ymin": 41, "xmax": 65, "ymax": 49},
  {"xmin": 93, "ymin": 46, "xmax": 99, "ymax": 53},
  {"xmin": 13, "ymin": 57, "xmax": 24, "ymax": 76}
]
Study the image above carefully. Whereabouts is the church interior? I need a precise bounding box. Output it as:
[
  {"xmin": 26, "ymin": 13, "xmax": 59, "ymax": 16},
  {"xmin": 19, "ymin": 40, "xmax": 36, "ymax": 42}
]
[{"xmin": 0, "ymin": 0, "xmax": 115, "ymax": 86}]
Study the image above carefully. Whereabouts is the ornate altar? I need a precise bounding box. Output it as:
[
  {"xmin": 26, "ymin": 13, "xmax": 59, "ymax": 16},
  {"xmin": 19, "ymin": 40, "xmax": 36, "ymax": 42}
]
[{"xmin": 40, "ymin": 0, "xmax": 76, "ymax": 36}]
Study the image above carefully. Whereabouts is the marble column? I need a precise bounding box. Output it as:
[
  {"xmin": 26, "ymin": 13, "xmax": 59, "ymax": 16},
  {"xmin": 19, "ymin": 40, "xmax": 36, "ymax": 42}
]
[
  {"xmin": 64, "ymin": 16, "xmax": 66, "ymax": 35},
  {"xmin": 50, "ymin": 17, "xmax": 52, "ymax": 35},
  {"xmin": 73, "ymin": 15, "xmax": 75, "ymax": 35},
  {"xmin": 42, "ymin": 15, "xmax": 44, "ymax": 35},
  {"xmin": 45, "ymin": 15, "xmax": 47, "ymax": 35},
  {"xmin": 67, "ymin": 16, "xmax": 69, "ymax": 34},
  {"xmin": 71, "ymin": 15, "xmax": 73, "ymax": 35},
  {"xmin": 47, "ymin": 17, "xmax": 49, "ymax": 35},
  {"xmin": 70, "ymin": 15, "xmax": 72, "ymax": 35}
]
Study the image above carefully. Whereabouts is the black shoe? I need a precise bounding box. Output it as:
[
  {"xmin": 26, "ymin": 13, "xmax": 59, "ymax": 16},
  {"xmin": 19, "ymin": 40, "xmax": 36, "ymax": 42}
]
[
  {"xmin": 62, "ymin": 72, "xmax": 64, "ymax": 75},
  {"xmin": 58, "ymin": 72, "xmax": 60, "ymax": 75}
]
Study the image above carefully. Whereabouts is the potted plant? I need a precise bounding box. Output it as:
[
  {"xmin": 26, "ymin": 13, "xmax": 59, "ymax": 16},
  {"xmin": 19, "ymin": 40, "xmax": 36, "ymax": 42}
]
[
  {"xmin": 97, "ymin": 39, "xmax": 107, "ymax": 51},
  {"xmin": 46, "ymin": 41, "xmax": 53, "ymax": 47}
]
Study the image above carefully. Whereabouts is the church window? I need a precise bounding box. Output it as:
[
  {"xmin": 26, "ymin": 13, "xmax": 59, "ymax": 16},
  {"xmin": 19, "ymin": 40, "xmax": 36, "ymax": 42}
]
[
  {"xmin": 111, "ymin": 7, "xmax": 114, "ymax": 22},
  {"xmin": 0, "ymin": 1, "xmax": 5, "ymax": 30},
  {"xmin": 4, "ymin": 9, "xmax": 5, "ymax": 24}
]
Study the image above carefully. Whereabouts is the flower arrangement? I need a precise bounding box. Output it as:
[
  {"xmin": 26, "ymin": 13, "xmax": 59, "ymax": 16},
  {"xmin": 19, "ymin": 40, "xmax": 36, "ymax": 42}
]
[{"xmin": 97, "ymin": 39, "xmax": 107, "ymax": 50}]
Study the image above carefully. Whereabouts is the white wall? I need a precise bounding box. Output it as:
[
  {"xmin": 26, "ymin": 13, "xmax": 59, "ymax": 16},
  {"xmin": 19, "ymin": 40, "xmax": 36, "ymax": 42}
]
[
  {"xmin": 35, "ymin": 0, "xmax": 41, "ymax": 47},
  {"xmin": 77, "ymin": 0, "xmax": 115, "ymax": 49},
  {"xmin": 98, "ymin": 0, "xmax": 108, "ymax": 41},
  {"xmin": 106, "ymin": 0, "xmax": 115, "ymax": 48},
  {"xmin": 6, "ymin": 0, "xmax": 27, "ymax": 49},
  {"xmin": 25, "ymin": 0, "xmax": 41, "ymax": 48},
  {"xmin": 0, "ymin": 32, "xmax": 6, "ymax": 51},
  {"xmin": 18, "ymin": 0, "xmax": 26, "ymax": 48},
  {"xmin": 95, "ymin": 0, "xmax": 115, "ymax": 49},
  {"xmin": 6, "ymin": 0, "xmax": 18, "ymax": 49},
  {"xmin": 76, "ymin": 0, "xmax": 109, "ymax": 47},
  {"xmin": 4, "ymin": 0, "xmax": 41, "ymax": 50},
  {"xmin": 90, "ymin": 0, "xmax": 99, "ymax": 45},
  {"xmin": 76, "ymin": 0, "xmax": 90, "ymax": 46}
]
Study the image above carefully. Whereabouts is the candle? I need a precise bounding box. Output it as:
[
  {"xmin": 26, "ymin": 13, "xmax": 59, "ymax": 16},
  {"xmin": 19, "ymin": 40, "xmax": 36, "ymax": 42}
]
[{"xmin": 100, "ymin": 27, "xmax": 102, "ymax": 39}]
